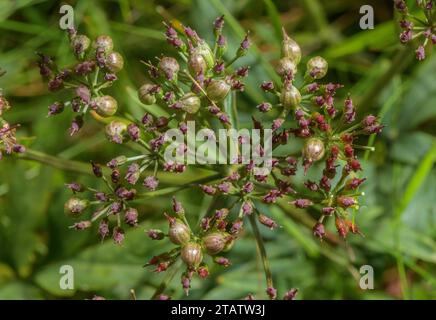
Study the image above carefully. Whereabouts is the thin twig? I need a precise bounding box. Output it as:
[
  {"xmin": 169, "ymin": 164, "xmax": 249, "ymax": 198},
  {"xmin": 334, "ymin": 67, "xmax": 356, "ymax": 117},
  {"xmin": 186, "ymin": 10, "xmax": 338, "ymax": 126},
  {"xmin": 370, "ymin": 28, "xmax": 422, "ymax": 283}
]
[{"xmin": 249, "ymin": 209, "xmax": 273, "ymax": 289}]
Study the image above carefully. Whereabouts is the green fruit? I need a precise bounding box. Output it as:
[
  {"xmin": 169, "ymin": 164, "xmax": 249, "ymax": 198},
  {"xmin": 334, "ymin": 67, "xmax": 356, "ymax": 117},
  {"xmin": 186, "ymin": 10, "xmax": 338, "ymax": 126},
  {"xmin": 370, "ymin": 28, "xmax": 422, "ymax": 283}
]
[
  {"xmin": 158, "ymin": 57, "xmax": 179, "ymax": 81},
  {"xmin": 168, "ymin": 219, "xmax": 191, "ymax": 245},
  {"xmin": 307, "ymin": 56, "xmax": 328, "ymax": 79},
  {"xmin": 303, "ymin": 138, "xmax": 325, "ymax": 162},
  {"xmin": 64, "ymin": 197, "xmax": 88, "ymax": 216},
  {"xmin": 181, "ymin": 242, "xmax": 203, "ymax": 268},
  {"xmin": 202, "ymin": 232, "xmax": 230, "ymax": 255},
  {"xmin": 94, "ymin": 95, "xmax": 118, "ymax": 117},
  {"xmin": 196, "ymin": 42, "xmax": 214, "ymax": 69},
  {"xmin": 71, "ymin": 35, "xmax": 91, "ymax": 55},
  {"xmin": 138, "ymin": 84, "xmax": 156, "ymax": 105},
  {"xmin": 275, "ymin": 57, "xmax": 297, "ymax": 76},
  {"xmin": 105, "ymin": 52, "xmax": 124, "ymax": 73},
  {"xmin": 188, "ymin": 52, "xmax": 207, "ymax": 75},
  {"xmin": 281, "ymin": 28, "xmax": 301, "ymax": 64},
  {"xmin": 280, "ymin": 85, "xmax": 301, "ymax": 109},
  {"xmin": 93, "ymin": 35, "xmax": 114, "ymax": 53},
  {"xmin": 105, "ymin": 121, "xmax": 127, "ymax": 144},
  {"xmin": 206, "ymin": 80, "xmax": 231, "ymax": 102},
  {"xmin": 181, "ymin": 93, "xmax": 201, "ymax": 114}
]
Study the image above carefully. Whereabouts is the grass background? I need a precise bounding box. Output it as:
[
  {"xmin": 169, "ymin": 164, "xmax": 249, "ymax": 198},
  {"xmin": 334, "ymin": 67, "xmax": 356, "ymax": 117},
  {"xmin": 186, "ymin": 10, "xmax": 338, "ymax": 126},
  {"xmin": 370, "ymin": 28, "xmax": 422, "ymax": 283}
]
[{"xmin": 0, "ymin": 0, "xmax": 435, "ymax": 299}]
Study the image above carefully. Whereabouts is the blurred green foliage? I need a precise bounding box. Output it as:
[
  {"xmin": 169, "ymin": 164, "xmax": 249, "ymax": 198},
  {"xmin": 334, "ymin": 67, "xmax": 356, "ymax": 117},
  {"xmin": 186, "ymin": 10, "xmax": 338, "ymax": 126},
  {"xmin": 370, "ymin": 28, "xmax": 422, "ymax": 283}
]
[{"xmin": 0, "ymin": 0, "xmax": 435, "ymax": 300}]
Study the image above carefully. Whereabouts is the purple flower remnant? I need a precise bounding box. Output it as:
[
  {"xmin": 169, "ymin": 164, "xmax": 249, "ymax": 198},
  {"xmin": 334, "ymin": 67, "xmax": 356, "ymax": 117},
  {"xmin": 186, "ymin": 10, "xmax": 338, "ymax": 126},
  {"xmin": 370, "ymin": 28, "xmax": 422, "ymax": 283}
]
[
  {"xmin": 394, "ymin": 1, "xmax": 435, "ymax": 60},
  {"xmin": 143, "ymin": 176, "xmax": 159, "ymax": 191},
  {"xmin": 113, "ymin": 227, "xmax": 124, "ymax": 245}
]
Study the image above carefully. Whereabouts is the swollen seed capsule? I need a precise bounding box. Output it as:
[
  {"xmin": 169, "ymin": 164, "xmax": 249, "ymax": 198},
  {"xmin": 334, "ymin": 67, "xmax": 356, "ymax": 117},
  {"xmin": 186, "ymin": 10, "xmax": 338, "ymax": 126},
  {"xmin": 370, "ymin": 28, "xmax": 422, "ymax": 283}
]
[
  {"xmin": 93, "ymin": 35, "xmax": 114, "ymax": 54},
  {"xmin": 280, "ymin": 85, "xmax": 301, "ymax": 109},
  {"xmin": 168, "ymin": 219, "xmax": 191, "ymax": 245},
  {"xmin": 188, "ymin": 52, "xmax": 207, "ymax": 75},
  {"xmin": 206, "ymin": 79, "xmax": 231, "ymax": 102},
  {"xmin": 64, "ymin": 197, "xmax": 88, "ymax": 216},
  {"xmin": 158, "ymin": 57, "xmax": 179, "ymax": 81},
  {"xmin": 281, "ymin": 29, "xmax": 301, "ymax": 64},
  {"xmin": 303, "ymin": 138, "xmax": 325, "ymax": 162},
  {"xmin": 138, "ymin": 84, "xmax": 156, "ymax": 105},
  {"xmin": 105, "ymin": 52, "xmax": 124, "ymax": 73},
  {"xmin": 94, "ymin": 95, "xmax": 118, "ymax": 117},
  {"xmin": 202, "ymin": 232, "xmax": 229, "ymax": 255},
  {"xmin": 196, "ymin": 42, "xmax": 215, "ymax": 69},
  {"xmin": 307, "ymin": 56, "xmax": 328, "ymax": 79},
  {"xmin": 71, "ymin": 35, "xmax": 91, "ymax": 55},
  {"xmin": 275, "ymin": 57, "xmax": 297, "ymax": 76},
  {"xmin": 181, "ymin": 93, "xmax": 201, "ymax": 114},
  {"xmin": 105, "ymin": 121, "xmax": 127, "ymax": 144},
  {"xmin": 181, "ymin": 242, "xmax": 203, "ymax": 268}
]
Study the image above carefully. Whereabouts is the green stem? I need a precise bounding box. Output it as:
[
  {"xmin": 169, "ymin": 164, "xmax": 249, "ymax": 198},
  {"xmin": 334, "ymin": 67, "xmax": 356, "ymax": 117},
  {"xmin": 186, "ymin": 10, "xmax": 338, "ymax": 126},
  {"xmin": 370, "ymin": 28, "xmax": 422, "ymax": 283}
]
[
  {"xmin": 249, "ymin": 211, "xmax": 273, "ymax": 290},
  {"xmin": 231, "ymin": 90, "xmax": 239, "ymax": 130},
  {"xmin": 225, "ymin": 55, "xmax": 238, "ymax": 68},
  {"xmin": 19, "ymin": 149, "xmax": 222, "ymax": 188},
  {"xmin": 18, "ymin": 149, "xmax": 93, "ymax": 175}
]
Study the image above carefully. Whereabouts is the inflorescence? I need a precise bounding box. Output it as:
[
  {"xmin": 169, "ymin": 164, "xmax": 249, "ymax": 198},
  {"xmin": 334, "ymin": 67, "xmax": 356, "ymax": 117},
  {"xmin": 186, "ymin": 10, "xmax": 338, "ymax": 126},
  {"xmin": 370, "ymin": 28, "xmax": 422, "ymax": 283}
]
[
  {"xmin": 394, "ymin": 0, "xmax": 435, "ymax": 60},
  {"xmin": 0, "ymin": 69, "xmax": 25, "ymax": 159},
  {"xmin": 46, "ymin": 16, "xmax": 385, "ymax": 299},
  {"xmin": 38, "ymin": 28, "xmax": 124, "ymax": 135}
]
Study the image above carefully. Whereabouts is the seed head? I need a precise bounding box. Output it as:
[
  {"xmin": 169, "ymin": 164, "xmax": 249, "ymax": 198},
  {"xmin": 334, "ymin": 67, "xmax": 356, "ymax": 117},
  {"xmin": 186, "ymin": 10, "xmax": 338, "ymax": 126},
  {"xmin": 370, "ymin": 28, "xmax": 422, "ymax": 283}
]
[
  {"xmin": 181, "ymin": 242, "xmax": 203, "ymax": 268},
  {"xmin": 303, "ymin": 138, "xmax": 325, "ymax": 162},
  {"xmin": 158, "ymin": 56, "xmax": 179, "ymax": 81},
  {"xmin": 105, "ymin": 121, "xmax": 127, "ymax": 144},
  {"xmin": 93, "ymin": 35, "xmax": 114, "ymax": 53},
  {"xmin": 105, "ymin": 52, "xmax": 124, "ymax": 73},
  {"xmin": 64, "ymin": 197, "xmax": 88, "ymax": 216},
  {"xmin": 202, "ymin": 232, "xmax": 230, "ymax": 255},
  {"xmin": 180, "ymin": 92, "xmax": 201, "ymax": 114},
  {"xmin": 94, "ymin": 95, "xmax": 118, "ymax": 117},
  {"xmin": 275, "ymin": 57, "xmax": 297, "ymax": 77},
  {"xmin": 281, "ymin": 28, "xmax": 301, "ymax": 64},
  {"xmin": 71, "ymin": 35, "xmax": 91, "ymax": 56},
  {"xmin": 307, "ymin": 56, "xmax": 328, "ymax": 79},
  {"xmin": 138, "ymin": 83, "xmax": 157, "ymax": 105},
  {"xmin": 280, "ymin": 84, "xmax": 301, "ymax": 109},
  {"xmin": 206, "ymin": 79, "xmax": 231, "ymax": 102},
  {"xmin": 168, "ymin": 218, "xmax": 191, "ymax": 245}
]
